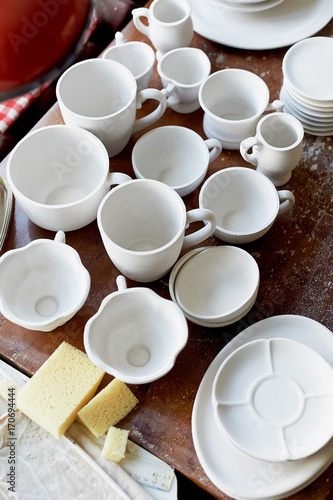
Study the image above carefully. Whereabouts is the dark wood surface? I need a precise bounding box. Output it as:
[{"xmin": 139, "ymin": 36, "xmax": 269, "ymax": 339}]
[{"xmin": 0, "ymin": 7, "xmax": 332, "ymax": 500}]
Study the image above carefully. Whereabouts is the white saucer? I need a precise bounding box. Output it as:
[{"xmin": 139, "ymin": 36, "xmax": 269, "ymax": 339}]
[
  {"xmin": 212, "ymin": 337, "xmax": 333, "ymax": 463},
  {"xmin": 188, "ymin": 0, "xmax": 333, "ymax": 50},
  {"xmin": 282, "ymin": 37, "xmax": 333, "ymax": 102},
  {"xmin": 210, "ymin": 0, "xmax": 285, "ymax": 13},
  {"xmin": 280, "ymin": 87, "xmax": 333, "ymax": 121},
  {"xmin": 192, "ymin": 315, "xmax": 333, "ymax": 500}
]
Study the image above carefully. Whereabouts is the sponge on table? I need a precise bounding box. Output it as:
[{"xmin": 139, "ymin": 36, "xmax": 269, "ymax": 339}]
[
  {"xmin": 102, "ymin": 426, "xmax": 129, "ymax": 462},
  {"xmin": 17, "ymin": 341, "xmax": 105, "ymax": 440},
  {"xmin": 77, "ymin": 378, "xmax": 138, "ymax": 437}
]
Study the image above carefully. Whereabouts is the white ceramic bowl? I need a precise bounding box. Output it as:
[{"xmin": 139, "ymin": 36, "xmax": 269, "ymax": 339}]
[
  {"xmin": 174, "ymin": 246, "xmax": 259, "ymax": 324},
  {"xmin": 0, "ymin": 231, "xmax": 90, "ymax": 332},
  {"xmin": 84, "ymin": 275, "xmax": 188, "ymax": 384},
  {"xmin": 6, "ymin": 125, "xmax": 116, "ymax": 231}
]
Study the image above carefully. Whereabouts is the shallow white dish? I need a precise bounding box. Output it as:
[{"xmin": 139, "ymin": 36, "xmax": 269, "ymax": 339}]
[
  {"xmin": 192, "ymin": 315, "xmax": 333, "ymax": 500},
  {"xmin": 212, "ymin": 337, "xmax": 333, "ymax": 463},
  {"xmin": 175, "ymin": 246, "xmax": 259, "ymax": 322},
  {"xmin": 282, "ymin": 37, "xmax": 333, "ymax": 102},
  {"xmin": 188, "ymin": 0, "xmax": 333, "ymax": 50},
  {"xmin": 280, "ymin": 86, "xmax": 333, "ymax": 121},
  {"xmin": 210, "ymin": 0, "xmax": 285, "ymax": 13}
]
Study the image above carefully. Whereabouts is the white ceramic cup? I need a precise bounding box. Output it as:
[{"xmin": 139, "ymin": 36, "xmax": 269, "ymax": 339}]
[
  {"xmin": 240, "ymin": 112, "xmax": 304, "ymax": 186},
  {"xmin": 131, "ymin": 126, "xmax": 222, "ymax": 197},
  {"xmin": 97, "ymin": 178, "xmax": 216, "ymax": 282},
  {"xmin": 102, "ymin": 32, "xmax": 155, "ymax": 92},
  {"xmin": 0, "ymin": 231, "xmax": 90, "ymax": 332},
  {"xmin": 6, "ymin": 125, "xmax": 131, "ymax": 231},
  {"xmin": 198, "ymin": 68, "xmax": 284, "ymax": 150},
  {"xmin": 56, "ymin": 58, "xmax": 167, "ymax": 157},
  {"xmin": 84, "ymin": 275, "xmax": 188, "ymax": 384},
  {"xmin": 199, "ymin": 166, "xmax": 295, "ymax": 243},
  {"xmin": 132, "ymin": 0, "xmax": 193, "ymax": 60},
  {"xmin": 157, "ymin": 47, "xmax": 211, "ymax": 113}
]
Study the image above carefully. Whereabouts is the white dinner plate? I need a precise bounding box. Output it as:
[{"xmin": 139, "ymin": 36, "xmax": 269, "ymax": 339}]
[
  {"xmin": 192, "ymin": 315, "xmax": 333, "ymax": 500},
  {"xmin": 212, "ymin": 337, "xmax": 333, "ymax": 462},
  {"xmin": 188, "ymin": 0, "xmax": 333, "ymax": 50},
  {"xmin": 282, "ymin": 37, "xmax": 333, "ymax": 102}
]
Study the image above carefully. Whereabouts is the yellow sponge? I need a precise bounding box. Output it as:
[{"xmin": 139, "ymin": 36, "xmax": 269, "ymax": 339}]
[
  {"xmin": 102, "ymin": 426, "xmax": 129, "ymax": 462},
  {"xmin": 77, "ymin": 378, "xmax": 138, "ymax": 437},
  {"xmin": 17, "ymin": 342, "xmax": 105, "ymax": 439}
]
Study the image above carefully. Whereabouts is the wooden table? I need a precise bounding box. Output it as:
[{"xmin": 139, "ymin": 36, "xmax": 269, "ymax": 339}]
[{"xmin": 0, "ymin": 5, "xmax": 332, "ymax": 499}]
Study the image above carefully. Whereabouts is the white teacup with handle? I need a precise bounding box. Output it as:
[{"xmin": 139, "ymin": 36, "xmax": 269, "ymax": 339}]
[
  {"xmin": 97, "ymin": 178, "xmax": 216, "ymax": 282},
  {"xmin": 240, "ymin": 112, "xmax": 304, "ymax": 186},
  {"xmin": 56, "ymin": 58, "xmax": 167, "ymax": 157},
  {"xmin": 132, "ymin": 0, "xmax": 193, "ymax": 60}
]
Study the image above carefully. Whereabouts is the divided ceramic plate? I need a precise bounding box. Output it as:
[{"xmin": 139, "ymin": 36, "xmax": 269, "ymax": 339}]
[
  {"xmin": 188, "ymin": 0, "xmax": 333, "ymax": 50},
  {"xmin": 212, "ymin": 338, "xmax": 333, "ymax": 462},
  {"xmin": 192, "ymin": 315, "xmax": 333, "ymax": 500}
]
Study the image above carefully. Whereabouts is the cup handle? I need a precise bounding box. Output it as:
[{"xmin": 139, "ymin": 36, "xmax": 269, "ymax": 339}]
[
  {"xmin": 132, "ymin": 89, "xmax": 167, "ymax": 133},
  {"xmin": 132, "ymin": 8, "xmax": 151, "ymax": 38},
  {"xmin": 54, "ymin": 230, "xmax": 66, "ymax": 244},
  {"xmin": 162, "ymin": 83, "xmax": 182, "ymax": 107},
  {"xmin": 277, "ymin": 190, "xmax": 295, "ymax": 215},
  {"xmin": 205, "ymin": 138, "xmax": 222, "ymax": 163},
  {"xmin": 182, "ymin": 208, "xmax": 216, "ymax": 250},
  {"xmin": 115, "ymin": 32, "xmax": 125, "ymax": 46},
  {"xmin": 265, "ymin": 99, "xmax": 285, "ymax": 112},
  {"xmin": 116, "ymin": 275, "xmax": 127, "ymax": 291},
  {"xmin": 106, "ymin": 172, "xmax": 132, "ymax": 187},
  {"xmin": 240, "ymin": 137, "xmax": 260, "ymax": 167}
]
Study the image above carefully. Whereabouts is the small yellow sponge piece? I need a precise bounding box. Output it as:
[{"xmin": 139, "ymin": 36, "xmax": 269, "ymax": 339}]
[
  {"xmin": 17, "ymin": 342, "xmax": 105, "ymax": 439},
  {"xmin": 102, "ymin": 426, "xmax": 129, "ymax": 462},
  {"xmin": 77, "ymin": 378, "xmax": 138, "ymax": 437}
]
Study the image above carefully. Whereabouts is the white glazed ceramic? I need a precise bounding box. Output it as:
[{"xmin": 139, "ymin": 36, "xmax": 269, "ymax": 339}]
[
  {"xmin": 6, "ymin": 125, "xmax": 131, "ymax": 232},
  {"xmin": 131, "ymin": 126, "xmax": 221, "ymax": 197},
  {"xmin": 84, "ymin": 275, "xmax": 188, "ymax": 384},
  {"xmin": 0, "ymin": 231, "xmax": 90, "ymax": 332},
  {"xmin": 212, "ymin": 337, "xmax": 333, "ymax": 463},
  {"xmin": 210, "ymin": 0, "xmax": 285, "ymax": 13},
  {"xmin": 102, "ymin": 32, "xmax": 155, "ymax": 92},
  {"xmin": 240, "ymin": 112, "xmax": 304, "ymax": 186},
  {"xmin": 174, "ymin": 246, "xmax": 259, "ymax": 323},
  {"xmin": 157, "ymin": 47, "xmax": 211, "ymax": 113},
  {"xmin": 199, "ymin": 166, "xmax": 295, "ymax": 243},
  {"xmin": 56, "ymin": 59, "xmax": 167, "ymax": 157},
  {"xmin": 132, "ymin": 0, "xmax": 193, "ymax": 60},
  {"xmin": 97, "ymin": 178, "xmax": 216, "ymax": 283},
  {"xmin": 192, "ymin": 315, "xmax": 333, "ymax": 500},
  {"xmin": 198, "ymin": 68, "xmax": 284, "ymax": 149}
]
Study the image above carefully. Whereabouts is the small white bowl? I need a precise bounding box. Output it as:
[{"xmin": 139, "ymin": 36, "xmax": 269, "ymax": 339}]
[
  {"xmin": 173, "ymin": 246, "xmax": 259, "ymax": 325},
  {"xmin": 0, "ymin": 231, "xmax": 90, "ymax": 332},
  {"xmin": 84, "ymin": 276, "xmax": 188, "ymax": 384}
]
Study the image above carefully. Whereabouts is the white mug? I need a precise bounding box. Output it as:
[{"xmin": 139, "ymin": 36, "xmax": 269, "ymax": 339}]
[
  {"xmin": 157, "ymin": 47, "xmax": 211, "ymax": 113},
  {"xmin": 132, "ymin": 0, "xmax": 193, "ymax": 60},
  {"xmin": 131, "ymin": 125, "xmax": 222, "ymax": 197},
  {"xmin": 97, "ymin": 179, "xmax": 216, "ymax": 282},
  {"xmin": 199, "ymin": 166, "xmax": 295, "ymax": 244},
  {"xmin": 198, "ymin": 68, "xmax": 284, "ymax": 150},
  {"xmin": 102, "ymin": 32, "xmax": 155, "ymax": 92},
  {"xmin": 56, "ymin": 58, "xmax": 167, "ymax": 157},
  {"xmin": 240, "ymin": 112, "xmax": 304, "ymax": 186}
]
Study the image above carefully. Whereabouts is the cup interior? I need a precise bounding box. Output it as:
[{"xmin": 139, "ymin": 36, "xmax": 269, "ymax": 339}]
[
  {"xmin": 8, "ymin": 126, "xmax": 108, "ymax": 206},
  {"xmin": 103, "ymin": 42, "xmax": 155, "ymax": 78},
  {"xmin": 259, "ymin": 114, "xmax": 303, "ymax": 148},
  {"xmin": 99, "ymin": 180, "xmax": 185, "ymax": 252},
  {"xmin": 200, "ymin": 168, "xmax": 278, "ymax": 235},
  {"xmin": 200, "ymin": 69, "xmax": 269, "ymax": 122},
  {"xmin": 159, "ymin": 48, "xmax": 210, "ymax": 86},
  {"xmin": 132, "ymin": 127, "xmax": 208, "ymax": 188},
  {"xmin": 153, "ymin": 0, "xmax": 188, "ymax": 23},
  {"xmin": 0, "ymin": 241, "xmax": 89, "ymax": 324},
  {"xmin": 57, "ymin": 59, "xmax": 136, "ymax": 117},
  {"xmin": 85, "ymin": 289, "xmax": 187, "ymax": 382}
]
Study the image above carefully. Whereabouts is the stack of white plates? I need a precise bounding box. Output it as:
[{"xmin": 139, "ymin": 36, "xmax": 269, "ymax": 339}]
[
  {"xmin": 281, "ymin": 37, "xmax": 333, "ymax": 136},
  {"xmin": 210, "ymin": 0, "xmax": 285, "ymax": 13},
  {"xmin": 192, "ymin": 315, "xmax": 333, "ymax": 500},
  {"xmin": 168, "ymin": 246, "xmax": 260, "ymax": 328}
]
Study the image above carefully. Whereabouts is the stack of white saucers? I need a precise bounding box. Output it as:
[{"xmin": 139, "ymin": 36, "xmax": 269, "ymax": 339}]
[
  {"xmin": 210, "ymin": 0, "xmax": 285, "ymax": 13},
  {"xmin": 168, "ymin": 246, "xmax": 259, "ymax": 328},
  {"xmin": 281, "ymin": 36, "xmax": 333, "ymax": 136}
]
